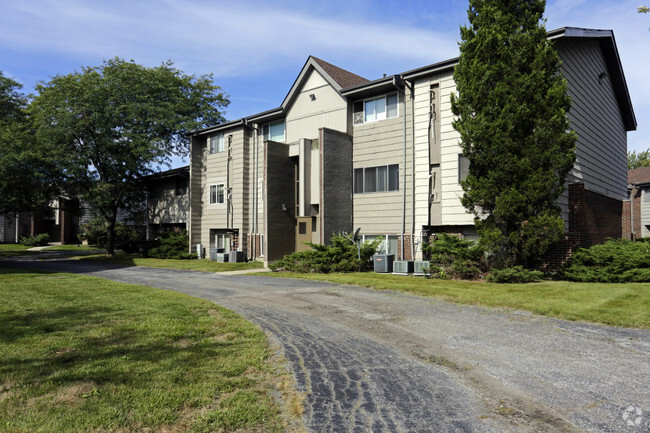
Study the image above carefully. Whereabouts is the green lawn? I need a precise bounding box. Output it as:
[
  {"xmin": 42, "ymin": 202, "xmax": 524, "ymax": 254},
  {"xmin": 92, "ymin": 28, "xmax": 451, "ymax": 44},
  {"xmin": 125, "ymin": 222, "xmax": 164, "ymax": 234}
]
[
  {"xmin": 0, "ymin": 243, "xmax": 36, "ymax": 258},
  {"xmin": 74, "ymin": 252, "xmax": 265, "ymax": 272},
  {"xmin": 0, "ymin": 268, "xmax": 300, "ymax": 432},
  {"xmin": 44, "ymin": 244, "xmax": 106, "ymax": 252},
  {"xmin": 262, "ymin": 272, "xmax": 650, "ymax": 329}
]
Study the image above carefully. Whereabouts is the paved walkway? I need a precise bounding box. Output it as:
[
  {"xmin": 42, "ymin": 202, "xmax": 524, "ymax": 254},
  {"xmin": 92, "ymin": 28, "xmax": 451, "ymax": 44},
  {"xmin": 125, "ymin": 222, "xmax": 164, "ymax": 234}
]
[{"xmin": 2, "ymin": 258, "xmax": 648, "ymax": 432}]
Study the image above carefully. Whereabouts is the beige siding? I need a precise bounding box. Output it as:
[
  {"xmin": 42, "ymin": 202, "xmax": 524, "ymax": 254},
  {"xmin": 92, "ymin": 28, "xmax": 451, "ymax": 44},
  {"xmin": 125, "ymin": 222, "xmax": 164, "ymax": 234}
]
[
  {"xmin": 641, "ymin": 189, "xmax": 650, "ymax": 237},
  {"xmin": 195, "ymin": 127, "xmax": 250, "ymax": 250},
  {"xmin": 286, "ymin": 69, "xmax": 348, "ymax": 142},
  {"xmin": 148, "ymin": 178, "xmax": 188, "ymax": 225},
  {"xmin": 352, "ymin": 92, "xmax": 412, "ymax": 234}
]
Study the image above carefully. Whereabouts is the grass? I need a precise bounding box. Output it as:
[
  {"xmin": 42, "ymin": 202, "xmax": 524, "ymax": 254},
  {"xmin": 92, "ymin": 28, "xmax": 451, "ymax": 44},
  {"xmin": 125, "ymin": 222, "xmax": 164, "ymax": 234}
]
[
  {"xmin": 261, "ymin": 272, "xmax": 650, "ymax": 329},
  {"xmin": 43, "ymin": 244, "xmax": 106, "ymax": 252},
  {"xmin": 74, "ymin": 252, "xmax": 265, "ymax": 272},
  {"xmin": 0, "ymin": 267, "xmax": 300, "ymax": 432},
  {"xmin": 0, "ymin": 244, "xmax": 264, "ymax": 273},
  {"xmin": 0, "ymin": 243, "xmax": 39, "ymax": 258}
]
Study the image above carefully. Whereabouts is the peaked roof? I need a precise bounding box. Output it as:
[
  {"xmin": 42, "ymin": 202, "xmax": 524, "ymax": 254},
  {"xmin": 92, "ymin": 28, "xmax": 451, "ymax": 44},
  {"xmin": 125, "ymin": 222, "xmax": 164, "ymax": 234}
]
[
  {"xmin": 311, "ymin": 56, "xmax": 369, "ymax": 89},
  {"xmin": 628, "ymin": 167, "xmax": 650, "ymax": 185}
]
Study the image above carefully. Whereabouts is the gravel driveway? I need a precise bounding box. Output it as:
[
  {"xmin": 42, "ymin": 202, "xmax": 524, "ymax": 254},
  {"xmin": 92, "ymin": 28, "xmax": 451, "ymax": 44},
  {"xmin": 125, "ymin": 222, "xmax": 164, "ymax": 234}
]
[{"xmin": 3, "ymin": 257, "xmax": 649, "ymax": 432}]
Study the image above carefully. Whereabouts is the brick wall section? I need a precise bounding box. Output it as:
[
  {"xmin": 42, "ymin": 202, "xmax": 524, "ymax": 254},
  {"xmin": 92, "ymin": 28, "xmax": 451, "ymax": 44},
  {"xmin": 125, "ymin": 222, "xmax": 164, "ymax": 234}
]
[
  {"xmin": 538, "ymin": 183, "xmax": 623, "ymax": 271},
  {"xmin": 622, "ymin": 187, "xmax": 640, "ymax": 240},
  {"xmin": 396, "ymin": 235, "xmax": 414, "ymax": 261}
]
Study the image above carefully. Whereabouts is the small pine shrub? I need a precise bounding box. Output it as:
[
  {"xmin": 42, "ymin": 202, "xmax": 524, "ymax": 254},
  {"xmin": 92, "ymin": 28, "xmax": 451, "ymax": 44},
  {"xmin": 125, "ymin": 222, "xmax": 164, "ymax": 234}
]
[
  {"xmin": 421, "ymin": 233, "xmax": 486, "ymax": 280},
  {"xmin": 487, "ymin": 266, "xmax": 544, "ymax": 283},
  {"xmin": 147, "ymin": 231, "xmax": 194, "ymax": 259},
  {"xmin": 20, "ymin": 233, "xmax": 50, "ymax": 247},
  {"xmin": 560, "ymin": 238, "xmax": 650, "ymax": 283},
  {"xmin": 270, "ymin": 234, "xmax": 380, "ymax": 273}
]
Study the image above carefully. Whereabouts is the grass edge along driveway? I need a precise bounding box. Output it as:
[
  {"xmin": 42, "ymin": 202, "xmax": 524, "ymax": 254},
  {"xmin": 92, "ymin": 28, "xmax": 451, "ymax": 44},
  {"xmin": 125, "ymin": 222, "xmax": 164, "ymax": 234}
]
[
  {"xmin": 261, "ymin": 272, "xmax": 650, "ymax": 329},
  {"xmin": 0, "ymin": 267, "xmax": 303, "ymax": 433}
]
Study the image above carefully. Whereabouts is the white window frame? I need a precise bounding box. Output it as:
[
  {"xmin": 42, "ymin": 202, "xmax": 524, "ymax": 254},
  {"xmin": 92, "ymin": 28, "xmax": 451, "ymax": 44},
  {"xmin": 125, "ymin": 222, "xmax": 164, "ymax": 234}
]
[
  {"xmin": 209, "ymin": 183, "xmax": 225, "ymax": 205},
  {"xmin": 355, "ymin": 92, "xmax": 399, "ymax": 124},
  {"xmin": 216, "ymin": 233, "xmax": 230, "ymax": 253},
  {"xmin": 361, "ymin": 234, "xmax": 399, "ymax": 255},
  {"xmin": 262, "ymin": 120, "xmax": 286, "ymax": 142},
  {"xmin": 209, "ymin": 133, "xmax": 224, "ymax": 154}
]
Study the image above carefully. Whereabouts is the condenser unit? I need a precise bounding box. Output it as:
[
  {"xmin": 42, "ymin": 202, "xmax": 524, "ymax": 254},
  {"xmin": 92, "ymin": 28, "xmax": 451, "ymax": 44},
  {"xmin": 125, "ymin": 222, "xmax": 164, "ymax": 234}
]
[
  {"xmin": 209, "ymin": 247, "xmax": 217, "ymax": 261},
  {"xmin": 216, "ymin": 253, "xmax": 229, "ymax": 262},
  {"xmin": 229, "ymin": 251, "xmax": 245, "ymax": 263},
  {"xmin": 392, "ymin": 261, "xmax": 414, "ymax": 275},
  {"xmin": 373, "ymin": 254, "xmax": 394, "ymax": 273},
  {"xmin": 413, "ymin": 261, "xmax": 430, "ymax": 276}
]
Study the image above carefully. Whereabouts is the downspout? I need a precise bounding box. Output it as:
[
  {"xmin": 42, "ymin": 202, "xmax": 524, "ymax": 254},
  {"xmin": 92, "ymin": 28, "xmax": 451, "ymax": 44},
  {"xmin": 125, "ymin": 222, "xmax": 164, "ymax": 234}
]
[
  {"xmin": 630, "ymin": 184, "xmax": 635, "ymax": 240},
  {"xmin": 245, "ymin": 120, "xmax": 259, "ymax": 259},
  {"xmin": 400, "ymin": 79, "xmax": 407, "ymax": 261},
  {"xmin": 409, "ymin": 80, "xmax": 416, "ymax": 260}
]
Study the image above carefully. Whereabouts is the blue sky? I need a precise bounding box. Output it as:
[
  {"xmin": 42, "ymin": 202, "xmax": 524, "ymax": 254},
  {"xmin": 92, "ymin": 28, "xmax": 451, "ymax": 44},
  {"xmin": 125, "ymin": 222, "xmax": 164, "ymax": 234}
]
[{"xmin": 1, "ymin": 0, "xmax": 648, "ymax": 168}]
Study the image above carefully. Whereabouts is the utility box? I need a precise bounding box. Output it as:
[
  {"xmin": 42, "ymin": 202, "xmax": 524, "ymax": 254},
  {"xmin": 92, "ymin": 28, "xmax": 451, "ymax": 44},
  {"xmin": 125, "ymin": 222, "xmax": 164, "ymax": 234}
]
[
  {"xmin": 393, "ymin": 260, "xmax": 414, "ymax": 275},
  {"xmin": 373, "ymin": 254, "xmax": 394, "ymax": 273},
  {"xmin": 413, "ymin": 261, "xmax": 430, "ymax": 276},
  {"xmin": 196, "ymin": 244, "xmax": 204, "ymax": 259},
  {"xmin": 229, "ymin": 251, "xmax": 245, "ymax": 263},
  {"xmin": 209, "ymin": 247, "xmax": 217, "ymax": 261},
  {"xmin": 216, "ymin": 253, "xmax": 229, "ymax": 263}
]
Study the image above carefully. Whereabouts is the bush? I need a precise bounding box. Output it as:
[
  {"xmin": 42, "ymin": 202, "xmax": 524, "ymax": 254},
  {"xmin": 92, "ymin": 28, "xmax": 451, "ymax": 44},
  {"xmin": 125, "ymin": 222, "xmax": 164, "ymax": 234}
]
[
  {"xmin": 146, "ymin": 230, "xmax": 195, "ymax": 259},
  {"xmin": 20, "ymin": 233, "xmax": 50, "ymax": 247},
  {"xmin": 487, "ymin": 266, "xmax": 544, "ymax": 283},
  {"xmin": 80, "ymin": 217, "xmax": 107, "ymax": 247},
  {"xmin": 421, "ymin": 233, "xmax": 486, "ymax": 279},
  {"xmin": 560, "ymin": 238, "xmax": 650, "ymax": 283},
  {"xmin": 270, "ymin": 234, "xmax": 380, "ymax": 273}
]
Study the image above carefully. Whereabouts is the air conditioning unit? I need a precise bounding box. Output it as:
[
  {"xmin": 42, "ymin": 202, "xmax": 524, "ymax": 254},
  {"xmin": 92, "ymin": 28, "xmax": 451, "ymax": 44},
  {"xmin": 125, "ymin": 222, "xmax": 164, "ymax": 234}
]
[
  {"xmin": 209, "ymin": 247, "xmax": 217, "ymax": 261},
  {"xmin": 229, "ymin": 251, "xmax": 245, "ymax": 263},
  {"xmin": 373, "ymin": 254, "xmax": 394, "ymax": 273},
  {"xmin": 216, "ymin": 253, "xmax": 229, "ymax": 262},
  {"xmin": 393, "ymin": 261, "xmax": 414, "ymax": 275},
  {"xmin": 414, "ymin": 261, "xmax": 430, "ymax": 276}
]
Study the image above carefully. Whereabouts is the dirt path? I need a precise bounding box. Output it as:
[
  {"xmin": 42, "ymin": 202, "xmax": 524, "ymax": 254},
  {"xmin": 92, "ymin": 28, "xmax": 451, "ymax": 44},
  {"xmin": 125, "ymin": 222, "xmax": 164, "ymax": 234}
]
[{"xmin": 3, "ymin": 258, "xmax": 649, "ymax": 432}]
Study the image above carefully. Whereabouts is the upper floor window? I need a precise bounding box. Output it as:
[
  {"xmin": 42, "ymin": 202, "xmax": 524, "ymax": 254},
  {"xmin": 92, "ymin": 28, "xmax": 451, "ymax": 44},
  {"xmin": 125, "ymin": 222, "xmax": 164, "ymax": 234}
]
[
  {"xmin": 354, "ymin": 164, "xmax": 399, "ymax": 193},
  {"xmin": 354, "ymin": 93, "xmax": 399, "ymax": 124},
  {"xmin": 209, "ymin": 184, "xmax": 225, "ymax": 204},
  {"xmin": 263, "ymin": 121, "xmax": 285, "ymax": 142},
  {"xmin": 209, "ymin": 133, "xmax": 224, "ymax": 154}
]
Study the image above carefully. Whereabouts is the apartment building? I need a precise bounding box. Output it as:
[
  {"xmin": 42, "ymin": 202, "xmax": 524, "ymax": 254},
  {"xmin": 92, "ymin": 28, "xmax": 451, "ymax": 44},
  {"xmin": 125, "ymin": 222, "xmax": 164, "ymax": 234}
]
[{"xmin": 189, "ymin": 27, "xmax": 636, "ymax": 263}]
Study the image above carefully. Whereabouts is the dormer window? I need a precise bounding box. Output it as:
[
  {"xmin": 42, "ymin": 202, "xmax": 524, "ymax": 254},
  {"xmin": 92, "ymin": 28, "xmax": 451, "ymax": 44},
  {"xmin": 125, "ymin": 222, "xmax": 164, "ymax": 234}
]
[
  {"xmin": 354, "ymin": 92, "xmax": 399, "ymax": 124},
  {"xmin": 262, "ymin": 120, "xmax": 286, "ymax": 142},
  {"xmin": 209, "ymin": 133, "xmax": 224, "ymax": 154}
]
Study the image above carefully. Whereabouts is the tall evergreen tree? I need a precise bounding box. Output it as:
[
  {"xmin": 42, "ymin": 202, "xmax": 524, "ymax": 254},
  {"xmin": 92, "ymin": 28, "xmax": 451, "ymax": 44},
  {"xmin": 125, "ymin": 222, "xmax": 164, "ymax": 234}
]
[{"xmin": 451, "ymin": 0, "xmax": 576, "ymax": 268}]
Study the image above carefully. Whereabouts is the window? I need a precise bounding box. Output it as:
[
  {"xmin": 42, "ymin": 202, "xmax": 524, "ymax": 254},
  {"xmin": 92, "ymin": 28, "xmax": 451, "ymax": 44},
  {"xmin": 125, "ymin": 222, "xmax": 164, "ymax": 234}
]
[
  {"xmin": 354, "ymin": 93, "xmax": 398, "ymax": 124},
  {"xmin": 262, "ymin": 120, "xmax": 285, "ymax": 142},
  {"xmin": 458, "ymin": 154, "xmax": 470, "ymax": 183},
  {"xmin": 209, "ymin": 184, "xmax": 225, "ymax": 204},
  {"xmin": 216, "ymin": 233, "xmax": 230, "ymax": 253},
  {"xmin": 209, "ymin": 133, "xmax": 224, "ymax": 154},
  {"xmin": 354, "ymin": 164, "xmax": 399, "ymax": 193},
  {"xmin": 362, "ymin": 235, "xmax": 399, "ymax": 255}
]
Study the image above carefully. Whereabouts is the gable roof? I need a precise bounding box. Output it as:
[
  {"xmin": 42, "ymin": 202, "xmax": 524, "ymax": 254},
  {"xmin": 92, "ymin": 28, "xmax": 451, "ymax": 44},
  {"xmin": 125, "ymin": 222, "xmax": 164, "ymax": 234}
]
[
  {"xmin": 628, "ymin": 167, "xmax": 650, "ymax": 185},
  {"xmin": 311, "ymin": 56, "xmax": 369, "ymax": 89}
]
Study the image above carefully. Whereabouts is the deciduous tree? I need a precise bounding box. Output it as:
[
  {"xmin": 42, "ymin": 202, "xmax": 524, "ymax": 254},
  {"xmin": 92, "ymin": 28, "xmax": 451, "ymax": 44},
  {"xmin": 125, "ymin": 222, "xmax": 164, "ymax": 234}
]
[
  {"xmin": 30, "ymin": 59, "xmax": 229, "ymax": 254},
  {"xmin": 0, "ymin": 71, "xmax": 62, "ymax": 214},
  {"xmin": 451, "ymin": 0, "xmax": 576, "ymax": 268}
]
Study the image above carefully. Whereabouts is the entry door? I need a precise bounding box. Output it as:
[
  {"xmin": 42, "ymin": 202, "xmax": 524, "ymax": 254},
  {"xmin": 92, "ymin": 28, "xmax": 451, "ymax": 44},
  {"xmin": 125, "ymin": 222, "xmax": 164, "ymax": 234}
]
[{"xmin": 295, "ymin": 217, "xmax": 312, "ymax": 252}]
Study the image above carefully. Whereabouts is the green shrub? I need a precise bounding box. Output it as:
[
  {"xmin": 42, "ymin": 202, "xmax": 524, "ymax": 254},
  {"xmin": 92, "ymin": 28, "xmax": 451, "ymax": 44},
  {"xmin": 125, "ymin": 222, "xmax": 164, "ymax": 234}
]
[
  {"xmin": 80, "ymin": 217, "xmax": 108, "ymax": 247},
  {"xmin": 20, "ymin": 233, "xmax": 50, "ymax": 247},
  {"xmin": 560, "ymin": 238, "xmax": 650, "ymax": 283},
  {"xmin": 487, "ymin": 266, "xmax": 544, "ymax": 283},
  {"xmin": 270, "ymin": 234, "xmax": 380, "ymax": 273},
  {"xmin": 147, "ymin": 230, "xmax": 194, "ymax": 259},
  {"xmin": 421, "ymin": 233, "xmax": 486, "ymax": 279}
]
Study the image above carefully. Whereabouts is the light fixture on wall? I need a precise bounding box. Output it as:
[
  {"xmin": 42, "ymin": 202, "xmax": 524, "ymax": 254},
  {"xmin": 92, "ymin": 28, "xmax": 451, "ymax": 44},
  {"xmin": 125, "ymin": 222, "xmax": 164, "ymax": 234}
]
[
  {"xmin": 281, "ymin": 203, "xmax": 288, "ymax": 212},
  {"xmin": 598, "ymin": 72, "xmax": 608, "ymax": 84},
  {"xmin": 309, "ymin": 93, "xmax": 316, "ymax": 101}
]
